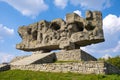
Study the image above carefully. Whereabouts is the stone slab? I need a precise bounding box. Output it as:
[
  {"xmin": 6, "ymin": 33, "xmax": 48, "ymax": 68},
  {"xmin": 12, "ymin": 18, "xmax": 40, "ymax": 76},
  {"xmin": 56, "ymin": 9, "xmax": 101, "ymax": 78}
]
[{"xmin": 10, "ymin": 52, "xmax": 55, "ymax": 65}]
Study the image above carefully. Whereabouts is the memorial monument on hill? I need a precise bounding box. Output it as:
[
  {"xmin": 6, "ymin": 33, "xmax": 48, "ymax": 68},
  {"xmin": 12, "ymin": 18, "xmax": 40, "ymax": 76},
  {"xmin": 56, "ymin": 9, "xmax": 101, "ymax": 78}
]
[
  {"xmin": 15, "ymin": 10, "xmax": 104, "ymax": 63},
  {"xmin": 5, "ymin": 10, "xmax": 119, "ymax": 74}
]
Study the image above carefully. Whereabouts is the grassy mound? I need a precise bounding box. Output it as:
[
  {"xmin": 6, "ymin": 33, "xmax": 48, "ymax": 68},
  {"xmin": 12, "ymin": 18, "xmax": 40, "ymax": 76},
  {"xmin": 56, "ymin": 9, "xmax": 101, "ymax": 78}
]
[{"xmin": 0, "ymin": 70, "xmax": 120, "ymax": 80}]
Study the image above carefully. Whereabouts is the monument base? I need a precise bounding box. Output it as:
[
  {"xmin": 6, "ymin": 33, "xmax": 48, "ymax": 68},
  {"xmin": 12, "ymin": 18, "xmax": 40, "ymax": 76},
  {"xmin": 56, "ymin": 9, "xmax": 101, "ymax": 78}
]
[
  {"xmin": 6, "ymin": 49, "xmax": 120, "ymax": 74},
  {"xmin": 56, "ymin": 49, "xmax": 97, "ymax": 61},
  {"xmin": 10, "ymin": 61, "xmax": 120, "ymax": 74},
  {"xmin": 10, "ymin": 49, "xmax": 97, "ymax": 65}
]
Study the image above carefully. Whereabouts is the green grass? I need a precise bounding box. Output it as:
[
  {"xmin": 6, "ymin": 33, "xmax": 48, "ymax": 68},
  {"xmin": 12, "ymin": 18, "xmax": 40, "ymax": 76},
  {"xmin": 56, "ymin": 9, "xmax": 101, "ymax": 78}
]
[{"xmin": 0, "ymin": 70, "xmax": 120, "ymax": 80}]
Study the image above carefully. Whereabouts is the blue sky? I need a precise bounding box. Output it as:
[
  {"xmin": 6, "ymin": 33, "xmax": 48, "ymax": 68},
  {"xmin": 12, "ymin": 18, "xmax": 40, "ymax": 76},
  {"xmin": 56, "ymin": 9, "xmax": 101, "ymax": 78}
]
[{"xmin": 0, "ymin": 0, "xmax": 120, "ymax": 63}]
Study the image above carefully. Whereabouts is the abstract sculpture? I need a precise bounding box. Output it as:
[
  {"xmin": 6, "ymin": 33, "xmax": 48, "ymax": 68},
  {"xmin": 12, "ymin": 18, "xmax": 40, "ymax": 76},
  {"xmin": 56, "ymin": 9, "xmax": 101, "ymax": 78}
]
[{"xmin": 16, "ymin": 10, "xmax": 104, "ymax": 52}]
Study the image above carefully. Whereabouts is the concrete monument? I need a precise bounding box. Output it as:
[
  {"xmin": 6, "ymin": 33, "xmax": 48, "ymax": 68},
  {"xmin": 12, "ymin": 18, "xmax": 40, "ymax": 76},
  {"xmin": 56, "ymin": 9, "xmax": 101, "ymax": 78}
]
[
  {"xmin": 16, "ymin": 11, "xmax": 104, "ymax": 51},
  {"xmin": 6, "ymin": 10, "xmax": 119, "ymax": 74}
]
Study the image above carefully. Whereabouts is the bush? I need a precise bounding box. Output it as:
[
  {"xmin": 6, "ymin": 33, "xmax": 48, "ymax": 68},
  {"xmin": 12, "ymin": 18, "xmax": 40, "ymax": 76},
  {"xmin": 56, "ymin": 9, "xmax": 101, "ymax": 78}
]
[
  {"xmin": 99, "ymin": 56, "xmax": 120, "ymax": 69},
  {"xmin": 106, "ymin": 56, "xmax": 120, "ymax": 69}
]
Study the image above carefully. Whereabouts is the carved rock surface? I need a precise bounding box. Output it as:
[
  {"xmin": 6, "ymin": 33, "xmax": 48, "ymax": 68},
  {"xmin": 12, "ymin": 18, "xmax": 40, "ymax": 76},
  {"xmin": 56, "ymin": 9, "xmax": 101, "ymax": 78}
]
[{"xmin": 16, "ymin": 11, "xmax": 104, "ymax": 51}]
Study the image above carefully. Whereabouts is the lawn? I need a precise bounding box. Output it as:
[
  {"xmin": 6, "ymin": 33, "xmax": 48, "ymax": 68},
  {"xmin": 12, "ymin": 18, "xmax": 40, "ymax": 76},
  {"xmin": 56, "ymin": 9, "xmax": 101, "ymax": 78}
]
[{"xmin": 0, "ymin": 70, "xmax": 120, "ymax": 80}]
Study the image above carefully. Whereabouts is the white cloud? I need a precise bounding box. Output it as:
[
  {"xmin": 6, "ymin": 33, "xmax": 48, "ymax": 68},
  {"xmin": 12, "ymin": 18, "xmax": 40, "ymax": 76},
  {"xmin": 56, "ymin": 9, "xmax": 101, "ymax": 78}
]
[
  {"xmin": 113, "ymin": 41, "xmax": 120, "ymax": 52},
  {"xmin": 2, "ymin": 0, "xmax": 48, "ymax": 18},
  {"xmin": 103, "ymin": 14, "xmax": 120, "ymax": 34},
  {"xmin": 54, "ymin": 0, "xmax": 110, "ymax": 10},
  {"xmin": 70, "ymin": 0, "xmax": 111, "ymax": 10},
  {"xmin": 0, "ymin": 24, "xmax": 14, "ymax": 36},
  {"xmin": 54, "ymin": 0, "xmax": 68, "ymax": 9},
  {"xmin": 0, "ymin": 24, "xmax": 14, "ymax": 43},
  {"xmin": 102, "ymin": 54, "xmax": 111, "ymax": 60},
  {"xmin": 0, "ymin": 52, "xmax": 15, "ymax": 63},
  {"xmin": 81, "ymin": 45, "xmax": 112, "ymax": 54},
  {"xmin": 73, "ymin": 10, "xmax": 82, "ymax": 17}
]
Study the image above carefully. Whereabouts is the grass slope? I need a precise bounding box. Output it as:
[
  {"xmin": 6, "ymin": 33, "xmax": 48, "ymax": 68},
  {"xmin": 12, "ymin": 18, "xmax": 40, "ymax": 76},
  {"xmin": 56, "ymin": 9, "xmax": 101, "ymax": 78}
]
[{"xmin": 0, "ymin": 70, "xmax": 120, "ymax": 80}]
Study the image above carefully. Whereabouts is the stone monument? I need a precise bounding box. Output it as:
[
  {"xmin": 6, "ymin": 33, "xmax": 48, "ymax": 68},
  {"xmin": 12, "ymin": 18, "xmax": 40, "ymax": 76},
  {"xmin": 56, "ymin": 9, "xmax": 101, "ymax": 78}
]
[
  {"xmin": 15, "ymin": 10, "xmax": 104, "ymax": 62},
  {"xmin": 16, "ymin": 11, "xmax": 104, "ymax": 51},
  {"xmin": 9, "ymin": 11, "xmax": 120, "ymax": 74}
]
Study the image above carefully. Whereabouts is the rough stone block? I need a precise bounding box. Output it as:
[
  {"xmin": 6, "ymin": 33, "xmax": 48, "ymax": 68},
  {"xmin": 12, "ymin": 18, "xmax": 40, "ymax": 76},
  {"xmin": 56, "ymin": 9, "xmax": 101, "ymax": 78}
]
[
  {"xmin": 10, "ymin": 61, "xmax": 120, "ymax": 74},
  {"xmin": 56, "ymin": 49, "xmax": 97, "ymax": 61}
]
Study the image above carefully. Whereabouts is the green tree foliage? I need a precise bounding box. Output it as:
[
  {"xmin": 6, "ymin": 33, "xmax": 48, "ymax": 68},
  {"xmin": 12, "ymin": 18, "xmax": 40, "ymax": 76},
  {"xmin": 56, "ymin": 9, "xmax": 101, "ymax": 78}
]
[
  {"xmin": 99, "ymin": 56, "xmax": 120, "ymax": 69},
  {"xmin": 106, "ymin": 56, "xmax": 120, "ymax": 69}
]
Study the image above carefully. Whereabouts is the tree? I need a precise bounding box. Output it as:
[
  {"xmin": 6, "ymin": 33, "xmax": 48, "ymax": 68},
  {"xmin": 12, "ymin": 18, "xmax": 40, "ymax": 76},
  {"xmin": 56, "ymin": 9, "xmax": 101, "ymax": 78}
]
[{"xmin": 106, "ymin": 56, "xmax": 120, "ymax": 69}]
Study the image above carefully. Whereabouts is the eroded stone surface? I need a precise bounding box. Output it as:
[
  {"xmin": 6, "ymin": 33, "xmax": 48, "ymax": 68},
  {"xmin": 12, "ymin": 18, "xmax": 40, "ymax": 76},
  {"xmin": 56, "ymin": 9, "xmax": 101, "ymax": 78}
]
[
  {"xmin": 10, "ymin": 49, "xmax": 97, "ymax": 65},
  {"xmin": 56, "ymin": 49, "xmax": 97, "ymax": 61},
  {"xmin": 11, "ymin": 61, "xmax": 120, "ymax": 74},
  {"xmin": 10, "ymin": 52, "xmax": 55, "ymax": 65},
  {"xmin": 16, "ymin": 10, "xmax": 104, "ymax": 51}
]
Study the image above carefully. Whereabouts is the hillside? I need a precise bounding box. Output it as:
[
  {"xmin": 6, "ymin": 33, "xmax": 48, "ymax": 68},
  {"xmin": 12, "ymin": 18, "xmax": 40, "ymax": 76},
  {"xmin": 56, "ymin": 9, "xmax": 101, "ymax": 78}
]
[{"xmin": 0, "ymin": 70, "xmax": 120, "ymax": 80}]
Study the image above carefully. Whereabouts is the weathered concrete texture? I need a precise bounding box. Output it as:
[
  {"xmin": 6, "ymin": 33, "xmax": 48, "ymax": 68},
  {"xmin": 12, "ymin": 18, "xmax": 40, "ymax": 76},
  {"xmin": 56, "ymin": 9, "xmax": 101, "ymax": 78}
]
[
  {"xmin": 10, "ymin": 55, "xmax": 30, "ymax": 63},
  {"xmin": 56, "ymin": 49, "xmax": 97, "ymax": 61},
  {"xmin": 10, "ymin": 61, "xmax": 120, "ymax": 74},
  {"xmin": 0, "ymin": 64, "xmax": 10, "ymax": 72},
  {"xmin": 16, "ymin": 10, "xmax": 104, "ymax": 51},
  {"xmin": 10, "ymin": 49, "xmax": 96, "ymax": 65},
  {"xmin": 10, "ymin": 52, "xmax": 56, "ymax": 65}
]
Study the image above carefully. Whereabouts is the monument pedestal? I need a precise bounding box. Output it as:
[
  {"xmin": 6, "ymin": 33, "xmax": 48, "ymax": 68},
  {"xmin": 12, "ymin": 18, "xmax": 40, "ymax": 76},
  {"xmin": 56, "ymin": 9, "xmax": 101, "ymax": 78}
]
[
  {"xmin": 8, "ymin": 49, "xmax": 120, "ymax": 74},
  {"xmin": 55, "ymin": 49, "xmax": 97, "ymax": 61},
  {"xmin": 10, "ymin": 49, "xmax": 97, "ymax": 65}
]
